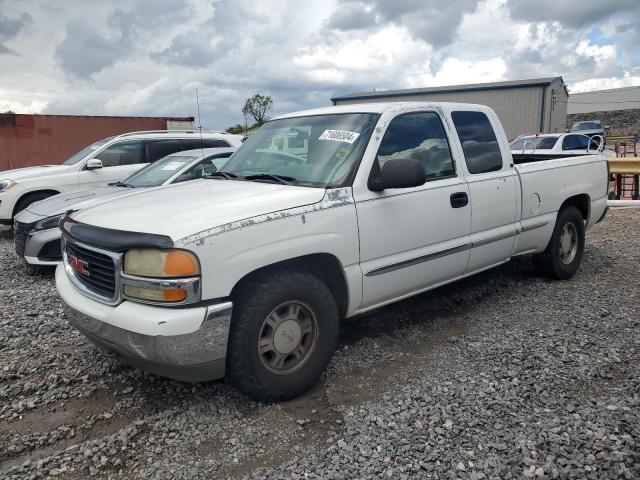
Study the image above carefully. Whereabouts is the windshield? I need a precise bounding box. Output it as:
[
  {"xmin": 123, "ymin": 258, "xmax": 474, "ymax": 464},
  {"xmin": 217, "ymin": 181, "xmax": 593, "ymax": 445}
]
[
  {"xmin": 124, "ymin": 154, "xmax": 199, "ymax": 187},
  {"xmin": 220, "ymin": 113, "xmax": 378, "ymax": 187},
  {"xmin": 510, "ymin": 136, "xmax": 558, "ymax": 150},
  {"xmin": 62, "ymin": 138, "xmax": 111, "ymax": 165},
  {"xmin": 571, "ymin": 121, "xmax": 602, "ymax": 131}
]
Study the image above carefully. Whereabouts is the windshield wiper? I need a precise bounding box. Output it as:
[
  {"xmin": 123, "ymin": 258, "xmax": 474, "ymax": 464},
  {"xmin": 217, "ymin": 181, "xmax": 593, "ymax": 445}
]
[
  {"xmin": 243, "ymin": 173, "xmax": 296, "ymax": 185},
  {"xmin": 108, "ymin": 181, "xmax": 134, "ymax": 188},
  {"xmin": 205, "ymin": 171, "xmax": 238, "ymax": 180}
]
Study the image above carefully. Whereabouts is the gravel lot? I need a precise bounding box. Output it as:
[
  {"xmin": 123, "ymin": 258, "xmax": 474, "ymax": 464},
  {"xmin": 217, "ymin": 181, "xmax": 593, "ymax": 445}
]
[{"xmin": 1, "ymin": 208, "xmax": 639, "ymax": 479}]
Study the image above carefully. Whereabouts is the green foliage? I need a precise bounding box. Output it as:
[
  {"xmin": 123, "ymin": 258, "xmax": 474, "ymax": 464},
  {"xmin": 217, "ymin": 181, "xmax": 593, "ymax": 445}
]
[
  {"xmin": 226, "ymin": 93, "xmax": 274, "ymax": 134},
  {"xmin": 241, "ymin": 94, "xmax": 273, "ymax": 126},
  {"xmin": 226, "ymin": 124, "xmax": 247, "ymax": 134}
]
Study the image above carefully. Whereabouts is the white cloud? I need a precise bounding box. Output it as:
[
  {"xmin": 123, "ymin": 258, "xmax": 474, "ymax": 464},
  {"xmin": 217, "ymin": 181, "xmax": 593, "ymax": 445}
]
[
  {"xmin": 570, "ymin": 74, "xmax": 640, "ymax": 93},
  {"xmin": 0, "ymin": 0, "xmax": 639, "ymax": 129},
  {"xmin": 407, "ymin": 57, "xmax": 507, "ymax": 88},
  {"xmin": 0, "ymin": 97, "xmax": 47, "ymax": 113},
  {"xmin": 294, "ymin": 26, "xmax": 431, "ymax": 73},
  {"xmin": 575, "ymin": 40, "xmax": 616, "ymax": 64}
]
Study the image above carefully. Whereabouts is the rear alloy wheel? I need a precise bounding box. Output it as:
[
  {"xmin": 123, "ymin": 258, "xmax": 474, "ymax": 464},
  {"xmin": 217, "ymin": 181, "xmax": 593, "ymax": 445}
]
[
  {"xmin": 533, "ymin": 206, "xmax": 585, "ymax": 280},
  {"xmin": 558, "ymin": 222, "xmax": 579, "ymax": 265},
  {"xmin": 228, "ymin": 269, "xmax": 339, "ymax": 402}
]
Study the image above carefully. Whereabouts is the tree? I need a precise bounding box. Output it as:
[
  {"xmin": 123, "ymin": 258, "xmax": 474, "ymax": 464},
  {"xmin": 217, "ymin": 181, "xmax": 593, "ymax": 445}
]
[
  {"xmin": 225, "ymin": 124, "xmax": 246, "ymax": 135},
  {"xmin": 242, "ymin": 94, "xmax": 273, "ymax": 127}
]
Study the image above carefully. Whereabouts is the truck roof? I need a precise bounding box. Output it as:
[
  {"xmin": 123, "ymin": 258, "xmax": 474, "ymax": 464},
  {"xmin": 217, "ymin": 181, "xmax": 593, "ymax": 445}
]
[{"xmin": 273, "ymin": 101, "xmax": 491, "ymax": 120}]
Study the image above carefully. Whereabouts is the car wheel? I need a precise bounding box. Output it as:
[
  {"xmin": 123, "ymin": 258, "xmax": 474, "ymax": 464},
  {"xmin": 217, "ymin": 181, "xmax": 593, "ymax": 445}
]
[
  {"xmin": 13, "ymin": 192, "xmax": 56, "ymax": 218},
  {"xmin": 533, "ymin": 206, "xmax": 585, "ymax": 280},
  {"xmin": 228, "ymin": 269, "xmax": 339, "ymax": 402}
]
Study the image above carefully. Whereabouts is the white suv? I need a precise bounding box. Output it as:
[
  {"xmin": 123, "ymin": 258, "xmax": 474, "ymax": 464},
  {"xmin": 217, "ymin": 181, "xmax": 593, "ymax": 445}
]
[{"xmin": 0, "ymin": 130, "xmax": 244, "ymax": 223}]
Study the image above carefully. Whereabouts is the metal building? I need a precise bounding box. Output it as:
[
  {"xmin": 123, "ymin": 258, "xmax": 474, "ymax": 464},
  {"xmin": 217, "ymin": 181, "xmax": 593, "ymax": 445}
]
[
  {"xmin": 567, "ymin": 85, "xmax": 640, "ymax": 114},
  {"xmin": 0, "ymin": 114, "xmax": 195, "ymax": 171},
  {"xmin": 331, "ymin": 77, "xmax": 568, "ymax": 139}
]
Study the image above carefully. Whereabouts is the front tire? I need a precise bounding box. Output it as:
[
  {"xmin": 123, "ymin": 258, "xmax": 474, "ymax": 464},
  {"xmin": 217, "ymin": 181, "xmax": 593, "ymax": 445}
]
[
  {"xmin": 227, "ymin": 269, "xmax": 339, "ymax": 402},
  {"xmin": 13, "ymin": 192, "xmax": 56, "ymax": 218},
  {"xmin": 533, "ymin": 206, "xmax": 585, "ymax": 279}
]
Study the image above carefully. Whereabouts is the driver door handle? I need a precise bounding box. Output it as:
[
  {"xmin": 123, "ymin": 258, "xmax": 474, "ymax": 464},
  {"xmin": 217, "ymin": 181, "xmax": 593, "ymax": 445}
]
[{"xmin": 450, "ymin": 192, "xmax": 469, "ymax": 208}]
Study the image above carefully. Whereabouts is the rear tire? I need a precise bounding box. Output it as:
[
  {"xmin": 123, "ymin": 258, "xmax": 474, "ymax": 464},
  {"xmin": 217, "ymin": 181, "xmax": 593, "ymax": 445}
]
[
  {"xmin": 533, "ymin": 206, "xmax": 585, "ymax": 280},
  {"xmin": 228, "ymin": 269, "xmax": 339, "ymax": 402}
]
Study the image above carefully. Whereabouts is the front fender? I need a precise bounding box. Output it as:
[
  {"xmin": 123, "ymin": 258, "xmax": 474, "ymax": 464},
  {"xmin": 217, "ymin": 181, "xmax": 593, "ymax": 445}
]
[{"xmin": 178, "ymin": 189, "xmax": 361, "ymax": 312}]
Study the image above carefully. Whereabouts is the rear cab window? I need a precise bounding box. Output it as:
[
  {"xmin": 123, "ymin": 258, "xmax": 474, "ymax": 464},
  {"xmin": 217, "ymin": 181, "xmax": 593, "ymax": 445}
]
[
  {"xmin": 562, "ymin": 135, "xmax": 589, "ymax": 151},
  {"xmin": 510, "ymin": 136, "xmax": 558, "ymax": 150},
  {"xmin": 451, "ymin": 111, "xmax": 504, "ymax": 174}
]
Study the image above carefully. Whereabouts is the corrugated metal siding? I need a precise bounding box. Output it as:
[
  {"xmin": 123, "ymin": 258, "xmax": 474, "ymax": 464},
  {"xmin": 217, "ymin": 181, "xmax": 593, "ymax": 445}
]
[
  {"xmin": 335, "ymin": 87, "xmax": 545, "ymax": 139},
  {"xmin": 545, "ymin": 78, "xmax": 568, "ymax": 133},
  {"xmin": 568, "ymin": 86, "xmax": 640, "ymax": 114},
  {"xmin": 0, "ymin": 115, "xmax": 175, "ymax": 171}
]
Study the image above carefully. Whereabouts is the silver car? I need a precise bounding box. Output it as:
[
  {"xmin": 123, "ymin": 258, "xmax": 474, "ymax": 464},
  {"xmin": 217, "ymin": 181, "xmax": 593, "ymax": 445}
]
[{"xmin": 14, "ymin": 147, "xmax": 234, "ymax": 265}]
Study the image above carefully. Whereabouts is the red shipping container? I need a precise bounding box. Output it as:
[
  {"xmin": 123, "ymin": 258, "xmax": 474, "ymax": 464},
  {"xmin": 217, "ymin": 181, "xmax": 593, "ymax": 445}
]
[{"xmin": 0, "ymin": 114, "xmax": 195, "ymax": 171}]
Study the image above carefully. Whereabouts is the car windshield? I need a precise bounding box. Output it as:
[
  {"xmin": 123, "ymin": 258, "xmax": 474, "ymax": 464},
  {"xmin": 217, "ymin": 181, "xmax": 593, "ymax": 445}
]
[
  {"xmin": 220, "ymin": 113, "xmax": 378, "ymax": 187},
  {"xmin": 124, "ymin": 154, "xmax": 200, "ymax": 187},
  {"xmin": 571, "ymin": 122, "xmax": 601, "ymax": 131},
  {"xmin": 510, "ymin": 136, "xmax": 558, "ymax": 150},
  {"xmin": 62, "ymin": 138, "xmax": 112, "ymax": 165}
]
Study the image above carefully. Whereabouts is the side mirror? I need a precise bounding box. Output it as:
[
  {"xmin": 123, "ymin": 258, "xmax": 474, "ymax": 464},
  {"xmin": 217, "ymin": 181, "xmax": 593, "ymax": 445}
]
[
  {"xmin": 604, "ymin": 125, "xmax": 610, "ymax": 130},
  {"xmin": 85, "ymin": 159, "xmax": 103, "ymax": 170},
  {"xmin": 369, "ymin": 158, "xmax": 427, "ymax": 191}
]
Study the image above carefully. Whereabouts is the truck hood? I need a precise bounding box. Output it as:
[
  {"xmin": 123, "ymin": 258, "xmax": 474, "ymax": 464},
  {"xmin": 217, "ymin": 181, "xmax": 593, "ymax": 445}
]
[
  {"xmin": 0, "ymin": 164, "xmax": 73, "ymax": 181},
  {"xmin": 71, "ymin": 180, "xmax": 327, "ymax": 241},
  {"xmin": 24, "ymin": 186, "xmax": 134, "ymax": 218}
]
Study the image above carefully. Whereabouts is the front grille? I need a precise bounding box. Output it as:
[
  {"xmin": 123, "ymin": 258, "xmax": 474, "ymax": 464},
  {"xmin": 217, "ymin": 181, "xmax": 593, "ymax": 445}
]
[
  {"xmin": 66, "ymin": 242, "xmax": 117, "ymax": 299},
  {"xmin": 14, "ymin": 221, "xmax": 32, "ymax": 257}
]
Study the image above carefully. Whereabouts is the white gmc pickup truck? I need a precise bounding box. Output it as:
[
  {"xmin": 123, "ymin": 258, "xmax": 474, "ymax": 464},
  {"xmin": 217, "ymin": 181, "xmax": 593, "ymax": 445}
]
[{"xmin": 56, "ymin": 102, "xmax": 608, "ymax": 401}]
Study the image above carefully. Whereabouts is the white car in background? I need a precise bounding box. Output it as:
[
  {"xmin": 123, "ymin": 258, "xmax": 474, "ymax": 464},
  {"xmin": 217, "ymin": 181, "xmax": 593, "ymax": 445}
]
[
  {"xmin": 510, "ymin": 132, "xmax": 609, "ymax": 163},
  {"xmin": 14, "ymin": 147, "xmax": 235, "ymax": 265},
  {"xmin": 0, "ymin": 130, "xmax": 243, "ymax": 224}
]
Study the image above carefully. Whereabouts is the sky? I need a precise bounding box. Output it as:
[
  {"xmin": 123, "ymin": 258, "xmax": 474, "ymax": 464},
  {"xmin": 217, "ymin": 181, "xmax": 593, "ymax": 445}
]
[{"xmin": 1, "ymin": 0, "xmax": 639, "ymax": 130}]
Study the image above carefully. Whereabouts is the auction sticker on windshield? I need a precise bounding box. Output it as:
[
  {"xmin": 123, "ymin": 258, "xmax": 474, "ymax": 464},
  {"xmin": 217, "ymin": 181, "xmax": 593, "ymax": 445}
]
[{"xmin": 319, "ymin": 130, "xmax": 360, "ymax": 144}]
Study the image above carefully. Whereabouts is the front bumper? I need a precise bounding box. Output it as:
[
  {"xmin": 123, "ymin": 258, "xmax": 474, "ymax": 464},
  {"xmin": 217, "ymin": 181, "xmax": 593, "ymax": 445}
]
[
  {"xmin": 21, "ymin": 226, "xmax": 63, "ymax": 265},
  {"xmin": 56, "ymin": 265, "xmax": 232, "ymax": 382}
]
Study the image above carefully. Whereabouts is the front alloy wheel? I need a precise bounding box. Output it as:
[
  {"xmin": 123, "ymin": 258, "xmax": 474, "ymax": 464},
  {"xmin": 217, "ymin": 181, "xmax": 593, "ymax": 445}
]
[{"xmin": 258, "ymin": 301, "xmax": 318, "ymax": 375}]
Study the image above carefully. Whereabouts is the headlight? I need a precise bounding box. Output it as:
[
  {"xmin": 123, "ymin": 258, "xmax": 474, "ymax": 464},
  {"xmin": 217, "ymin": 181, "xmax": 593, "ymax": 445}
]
[
  {"xmin": 0, "ymin": 180, "xmax": 17, "ymax": 192},
  {"xmin": 124, "ymin": 249, "xmax": 200, "ymax": 277},
  {"xmin": 122, "ymin": 249, "xmax": 200, "ymax": 304},
  {"xmin": 33, "ymin": 214, "xmax": 63, "ymax": 231}
]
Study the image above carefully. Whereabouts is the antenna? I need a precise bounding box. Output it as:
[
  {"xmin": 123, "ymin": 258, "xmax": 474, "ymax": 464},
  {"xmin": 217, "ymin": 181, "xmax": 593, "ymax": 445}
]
[{"xmin": 195, "ymin": 88, "xmax": 205, "ymax": 159}]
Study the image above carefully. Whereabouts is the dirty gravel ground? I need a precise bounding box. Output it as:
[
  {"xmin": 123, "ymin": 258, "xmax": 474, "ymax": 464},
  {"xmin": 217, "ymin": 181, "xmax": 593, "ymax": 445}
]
[{"xmin": 1, "ymin": 209, "xmax": 639, "ymax": 479}]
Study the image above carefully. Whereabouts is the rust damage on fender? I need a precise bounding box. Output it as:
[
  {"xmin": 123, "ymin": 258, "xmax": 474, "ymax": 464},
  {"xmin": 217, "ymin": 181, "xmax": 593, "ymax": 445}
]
[{"xmin": 176, "ymin": 187, "xmax": 354, "ymax": 247}]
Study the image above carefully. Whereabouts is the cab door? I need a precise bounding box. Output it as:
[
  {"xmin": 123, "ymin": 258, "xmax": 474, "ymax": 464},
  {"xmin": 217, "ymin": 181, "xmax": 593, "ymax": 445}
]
[
  {"xmin": 449, "ymin": 110, "xmax": 519, "ymax": 272},
  {"xmin": 354, "ymin": 111, "xmax": 471, "ymax": 309}
]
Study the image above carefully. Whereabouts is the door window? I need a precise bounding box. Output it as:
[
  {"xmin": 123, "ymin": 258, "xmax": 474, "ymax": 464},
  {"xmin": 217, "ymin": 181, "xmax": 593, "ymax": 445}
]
[
  {"xmin": 451, "ymin": 111, "xmax": 503, "ymax": 174},
  {"xmin": 562, "ymin": 135, "xmax": 589, "ymax": 150},
  {"xmin": 93, "ymin": 141, "xmax": 144, "ymax": 167},
  {"xmin": 375, "ymin": 112, "xmax": 456, "ymax": 180},
  {"xmin": 146, "ymin": 140, "xmax": 185, "ymax": 163}
]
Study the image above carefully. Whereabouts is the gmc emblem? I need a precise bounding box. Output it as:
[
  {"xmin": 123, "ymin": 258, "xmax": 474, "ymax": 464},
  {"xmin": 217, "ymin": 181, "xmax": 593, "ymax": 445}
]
[{"xmin": 68, "ymin": 254, "xmax": 90, "ymax": 277}]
